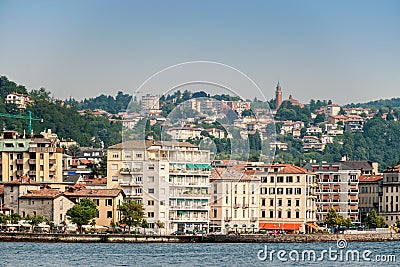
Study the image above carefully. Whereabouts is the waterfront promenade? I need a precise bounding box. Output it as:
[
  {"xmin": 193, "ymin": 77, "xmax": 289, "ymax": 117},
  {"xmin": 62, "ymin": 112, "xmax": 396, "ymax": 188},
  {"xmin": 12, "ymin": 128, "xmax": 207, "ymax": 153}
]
[{"xmin": 1, "ymin": 232, "xmax": 400, "ymax": 243}]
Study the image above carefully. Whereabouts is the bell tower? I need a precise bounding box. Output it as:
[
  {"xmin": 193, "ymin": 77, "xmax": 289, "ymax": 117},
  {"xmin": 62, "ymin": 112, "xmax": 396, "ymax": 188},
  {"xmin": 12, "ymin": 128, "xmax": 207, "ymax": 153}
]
[{"xmin": 275, "ymin": 81, "xmax": 282, "ymax": 110}]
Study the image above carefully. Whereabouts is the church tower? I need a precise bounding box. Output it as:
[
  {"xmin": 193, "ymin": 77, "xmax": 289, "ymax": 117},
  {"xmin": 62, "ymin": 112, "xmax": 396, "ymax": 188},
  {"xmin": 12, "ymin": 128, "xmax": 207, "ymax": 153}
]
[{"xmin": 275, "ymin": 81, "xmax": 282, "ymax": 110}]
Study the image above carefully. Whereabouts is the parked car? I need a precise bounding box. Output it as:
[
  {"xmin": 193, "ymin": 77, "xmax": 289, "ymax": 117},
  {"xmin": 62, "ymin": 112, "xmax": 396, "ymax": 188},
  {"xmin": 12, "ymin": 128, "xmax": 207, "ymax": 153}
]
[{"xmin": 146, "ymin": 231, "xmax": 157, "ymax": 235}]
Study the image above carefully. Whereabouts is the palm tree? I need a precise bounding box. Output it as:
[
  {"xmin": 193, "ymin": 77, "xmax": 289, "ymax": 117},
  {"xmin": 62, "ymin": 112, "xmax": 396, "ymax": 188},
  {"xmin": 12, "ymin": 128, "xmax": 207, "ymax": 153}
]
[{"xmin": 156, "ymin": 220, "xmax": 165, "ymax": 235}]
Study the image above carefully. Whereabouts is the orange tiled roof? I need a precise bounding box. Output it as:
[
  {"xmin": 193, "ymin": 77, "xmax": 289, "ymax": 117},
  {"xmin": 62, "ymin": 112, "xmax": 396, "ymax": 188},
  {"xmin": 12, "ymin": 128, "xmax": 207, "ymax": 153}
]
[
  {"xmin": 64, "ymin": 188, "xmax": 124, "ymax": 198},
  {"xmin": 211, "ymin": 163, "xmax": 255, "ymax": 181},
  {"xmin": 253, "ymin": 163, "xmax": 312, "ymax": 174},
  {"xmin": 3, "ymin": 177, "xmax": 38, "ymax": 185},
  {"xmin": 359, "ymin": 174, "xmax": 383, "ymax": 183},
  {"xmin": 20, "ymin": 188, "xmax": 62, "ymax": 199}
]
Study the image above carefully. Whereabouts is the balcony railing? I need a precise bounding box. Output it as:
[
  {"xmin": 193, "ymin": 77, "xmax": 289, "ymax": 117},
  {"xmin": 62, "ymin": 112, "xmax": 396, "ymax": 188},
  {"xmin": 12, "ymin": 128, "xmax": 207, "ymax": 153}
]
[
  {"xmin": 170, "ymin": 205, "xmax": 208, "ymax": 210},
  {"xmin": 242, "ymin": 204, "xmax": 249, "ymax": 209},
  {"xmin": 16, "ymin": 159, "xmax": 24, "ymax": 165},
  {"xmin": 233, "ymin": 204, "xmax": 241, "ymax": 209},
  {"xmin": 120, "ymin": 168, "xmax": 142, "ymax": 174},
  {"xmin": 49, "ymin": 159, "xmax": 56, "ymax": 165},
  {"xmin": 28, "ymin": 159, "xmax": 36, "ymax": 165},
  {"xmin": 28, "ymin": 170, "xmax": 36, "ymax": 176},
  {"xmin": 224, "ymin": 217, "xmax": 231, "ymax": 222},
  {"xmin": 250, "ymin": 217, "xmax": 258, "ymax": 222}
]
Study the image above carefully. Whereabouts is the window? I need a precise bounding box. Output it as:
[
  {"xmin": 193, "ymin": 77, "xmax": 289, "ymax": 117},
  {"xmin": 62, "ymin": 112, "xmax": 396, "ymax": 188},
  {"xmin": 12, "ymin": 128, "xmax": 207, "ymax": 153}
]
[
  {"xmin": 242, "ymin": 210, "xmax": 246, "ymax": 218},
  {"xmin": 269, "ymin": 188, "xmax": 275, "ymax": 194},
  {"xmin": 105, "ymin": 199, "xmax": 113, "ymax": 206},
  {"xmin": 112, "ymin": 176, "xmax": 118, "ymax": 181},
  {"xmin": 295, "ymin": 211, "xmax": 300, "ymax": 218},
  {"xmin": 269, "ymin": 199, "xmax": 274, "ymax": 206},
  {"xmin": 261, "ymin": 199, "xmax": 266, "ymax": 206},
  {"xmin": 59, "ymin": 199, "xmax": 63, "ymax": 209},
  {"xmin": 270, "ymin": 176, "xmax": 274, "ymax": 183},
  {"xmin": 278, "ymin": 210, "xmax": 282, "ymax": 218},
  {"xmin": 286, "ymin": 176, "xmax": 293, "ymax": 183},
  {"xmin": 295, "ymin": 188, "xmax": 302, "ymax": 195},
  {"xmin": 261, "ymin": 210, "xmax": 266, "ymax": 218},
  {"xmin": 277, "ymin": 188, "xmax": 283, "ymax": 195},
  {"xmin": 296, "ymin": 176, "xmax": 300, "ymax": 183},
  {"xmin": 136, "ymin": 153, "xmax": 142, "ymax": 158},
  {"xmin": 148, "ymin": 165, "xmax": 154, "ymax": 170},
  {"xmin": 160, "ymin": 164, "xmax": 165, "ymax": 170},
  {"xmin": 147, "ymin": 212, "xmax": 155, "ymax": 218},
  {"xmin": 286, "ymin": 188, "xmax": 293, "ymax": 195},
  {"xmin": 262, "ymin": 176, "xmax": 268, "ymax": 183},
  {"xmin": 136, "ymin": 176, "xmax": 142, "ymax": 183},
  {"xmin": 214, "ymin": 184, "xmax": 218, "ymax": 194},
  {"xmin": 234, "ymin": 210, "xmax": 237, "ymax": 218},
  {"xmin": 269, "ymin": 210, "xmax": 273, "ymax": 218},
  {"xmin": 93, "ymin": 199, "xmax": 99, "ymax": 206},
  {"xmin": 112, "ymin": 164, "xmax": 118, "ymax": 170},
  {"xmin": 287, "ymin": 211, "xmax": 291, "ymax": 218},
  {"xmin": 225, "ymin": 196, "xmax": 229, "ymax": 204},
  {"xmin": 148, "ymin": 188, "xmax": 155, "ymax": 194},
  {"xmin": 10, "ymin": 186, "xmax": 14, "ymax": 192},
  {"xmin": 251, "ymin": 197, "xmax": 255, "ymax": 204},
  {"xmin": 278, "ymin": 199, "xmax": 282, "ymax": 206},
  {"xmin": 295, "ymin": 199, "xmax": 300, "ymax": 206},
  {"xmin": 148, "ymin": 176, "xmax": 155, "ymax": 183},
  {"xmin": 107, "ymin": 211, "xmax": 113, "ymax": 218},
  {"xmin": 243, "ymin": 185, "xmax": 246, "ymax": 194},
  {"xmin": 124, "ymin": 153, "xmax": 131, "ymax": 159},
  {"xmin": 213, "ymin": 209, "xmax": 217, "ymax": 218},
  {"xmin": 112, "ymin": 153, "xmax": 119, "ymax": 158},
  {"xmin": 147, "ymin": 200, "xmax": 154, "ymax": 206},
  {"xmin": 277, "ymin": 176, "xmax": 284, "ymax": 183},
  {"xmin": 40, "ymin": 154, "xmax": 44, "ymax": 159},
  {"xmin": 288, "ymin": 199, "xmax": 292, "ymax": 206}
]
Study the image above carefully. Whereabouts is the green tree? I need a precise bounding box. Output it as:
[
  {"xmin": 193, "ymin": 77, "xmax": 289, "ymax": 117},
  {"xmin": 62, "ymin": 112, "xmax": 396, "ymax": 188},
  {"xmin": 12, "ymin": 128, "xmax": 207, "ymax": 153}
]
[
  {"xmin": 26, "ymin": 214, "xmax": 44, "ymax": 232},
  {"xmin": 364, "ymin": 210, "xmax": 386, "ymax": 228},
  {"xmin": 10, "ymin": 213, "xmax": 22, "ymax": 224},
  {"xmin": 325, "ymin": 208, "xmax": 341, "ymax": 227},
  {"xmin": 66, "ymin": 198, "xmax": 99, "ymax": 233},
  {"xmin": 141, "ymin": 219, "xmax": 149, "ymax": 234},
  {"xmin": 118, "ymin": 200, "xmax": 145, "ymax": 232}
]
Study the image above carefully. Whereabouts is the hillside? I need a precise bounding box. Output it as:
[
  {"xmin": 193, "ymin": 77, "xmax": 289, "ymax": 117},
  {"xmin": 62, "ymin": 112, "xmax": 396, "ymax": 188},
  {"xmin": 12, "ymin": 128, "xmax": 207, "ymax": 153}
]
[{"xmin": 0, "ymin": 76, "xmax": 122, "ymax": 148}]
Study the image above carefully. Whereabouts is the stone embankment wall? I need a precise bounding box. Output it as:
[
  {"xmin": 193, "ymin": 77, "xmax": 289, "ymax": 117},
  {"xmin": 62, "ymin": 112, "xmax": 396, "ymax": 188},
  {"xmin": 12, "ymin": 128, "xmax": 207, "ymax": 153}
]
[{"xmin": 1, "ymin": 233, "xmax": 400, "ymax": 243}]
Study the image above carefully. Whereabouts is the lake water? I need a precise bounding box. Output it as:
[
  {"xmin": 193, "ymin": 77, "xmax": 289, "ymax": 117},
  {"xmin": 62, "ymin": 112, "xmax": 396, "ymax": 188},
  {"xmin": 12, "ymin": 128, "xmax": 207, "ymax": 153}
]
[{"xmin": 0, "ymin": 241, "xmax": 399, "ymax": 266}]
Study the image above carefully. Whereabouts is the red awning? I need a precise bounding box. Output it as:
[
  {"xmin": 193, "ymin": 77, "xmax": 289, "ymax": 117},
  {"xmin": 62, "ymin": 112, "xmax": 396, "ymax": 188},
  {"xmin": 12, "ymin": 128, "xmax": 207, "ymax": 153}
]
[{"xmin": 259, "ymin": 222, "xmax": 302, "ymax": 231}]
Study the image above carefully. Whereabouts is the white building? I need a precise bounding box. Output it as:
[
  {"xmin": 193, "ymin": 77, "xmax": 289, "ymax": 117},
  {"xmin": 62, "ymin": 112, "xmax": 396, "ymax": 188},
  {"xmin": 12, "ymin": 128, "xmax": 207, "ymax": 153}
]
[{"xmin": 107, "ymin": 140, "xmax": 211, "ymax": 233}]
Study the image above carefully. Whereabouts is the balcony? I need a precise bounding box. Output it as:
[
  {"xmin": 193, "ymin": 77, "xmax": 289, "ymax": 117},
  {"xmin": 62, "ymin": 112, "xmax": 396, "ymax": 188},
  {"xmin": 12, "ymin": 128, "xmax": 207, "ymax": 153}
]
[
  {"xmin": 28, "ymin": 170, "xmax": 36, "ymax": 176},
  {"xmin": 16, "ymin": 170, "xmax": 24, "ymax": 176},
  {"xmin": 120, "ymin": 181, "xmax": 141, "ymax": 187},
  {"xmin": 120, "ymin": 168, "xmax": 142, "ymax": 174},
  {"xmin": 16, "ymin": 159, "xmax": 24, "ymax": 165},
  {"xmin": 49, "ymin": 159, "xmax": 56, "ymax": 165},
  {"xmin": 29, "ymin": 147, "xmax": 57, "ymax": 153},
  {"xmin": 49, "ymin": 171, "xmax": 56, "ymax": 176},
  {"xmin": 169, "ymin": 217, "xmax": 209, "ymax": 222},
  {"xmin": 170, "ymin": 205, "xmax": 208, "ymax": 210},
  {"xmin": 233, "ymin": 204, "xmax": 241, "ymax": 209},
  {"xmin": 28, "ymin": 159, "xmax": 36, "ymax": 165},
  {"xmin": 224, "ymin": 217, "xmax": 232, "ymax": 222},
  {"xmin": 171, "ymin": 193, "xmax": 209, "ymax": 199},
  {"xmin": 125, "ymin": 193, "xmax": 142, "ymax": 198},
  {"xmin": 242, "ymin": 204, "xmax": 249, "ymax": 209},
  {"xmin": 250, "ymin": 217, "xmax": 258, "ymax": 222}
]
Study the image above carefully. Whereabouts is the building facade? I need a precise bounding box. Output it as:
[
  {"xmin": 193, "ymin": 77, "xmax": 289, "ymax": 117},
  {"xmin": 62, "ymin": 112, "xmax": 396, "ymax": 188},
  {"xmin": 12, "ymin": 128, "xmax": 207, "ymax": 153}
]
[
  {"xmin": 358, "ymin": 174, "xmax": 382, "ymax": 222},
  {"xmin": 0, "ymin": 130, "xmax": 63, "ymax": 184},
  {"xmin": 107, "ymin": 140, "xmax": 211, "ymax": 233},
  {"xmin": 254, "ymin": 163, "xmax": 317, "ymax": 233},
  {"xmin": 380, "ymin": 165, "xmax": 400, "ymax": 226},
  {"xmin": 305, "ymin": 163, "xmax": 360, "ymax": 223},
  {"xmin": 210, "ymin": 161, "xmax": 260, "ymax": 234}
]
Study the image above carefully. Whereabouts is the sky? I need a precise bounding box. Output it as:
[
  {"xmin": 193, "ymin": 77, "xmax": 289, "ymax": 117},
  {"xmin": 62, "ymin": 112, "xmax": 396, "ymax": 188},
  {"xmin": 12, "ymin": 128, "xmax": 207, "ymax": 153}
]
[{"xmin": 0, "ymin": 0, "xmax": 399, "ymax": 105}]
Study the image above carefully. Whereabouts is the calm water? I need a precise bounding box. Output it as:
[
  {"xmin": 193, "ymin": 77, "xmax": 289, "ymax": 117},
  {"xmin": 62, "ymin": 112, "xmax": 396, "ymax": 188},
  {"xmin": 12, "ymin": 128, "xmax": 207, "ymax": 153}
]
[{"xmin": 0, "ymin": 241, "xmax": 399, "ymax": 266}]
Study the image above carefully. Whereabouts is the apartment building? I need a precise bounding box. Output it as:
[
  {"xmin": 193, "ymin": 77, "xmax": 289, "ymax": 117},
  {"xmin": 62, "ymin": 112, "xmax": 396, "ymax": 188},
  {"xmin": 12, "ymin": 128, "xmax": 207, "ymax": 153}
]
[
  {"xmin": 254, "ymin": 163, "xmax": 318, "ymax": 233},
  {"xmin": 107, "ymin": 140, "xmax": 211, "ymax": 233},
  {"xmin": 358, "ymin": 174, "xmax": 382, "ymax": 222},
  {"xmin": 304, "ymin": 163, "xmax": 360, "ymax": 223},
  {"xmin": 0, "ymin": 130, "xmax": 63, "ymax": 184},
  {"xmin": 380, "ymin": 165, "xmax": 400, "ymax": 225},
  {"xmin": 210, "ymin": 161, "xmax": 260, "ymax": 234}
]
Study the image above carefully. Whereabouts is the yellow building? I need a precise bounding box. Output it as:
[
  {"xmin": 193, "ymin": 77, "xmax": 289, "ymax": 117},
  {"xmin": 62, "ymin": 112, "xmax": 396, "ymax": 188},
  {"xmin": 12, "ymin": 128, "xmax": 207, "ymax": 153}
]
[
  {"xmin": 63, "ymin": 187, "xmax": 125, "ymax": 227},
  {"xmin": 0, "ymin": 130, "xmax": 63, "ymax": 184},
  {"xmin": 254, "ymin": 163, "xmax": 318, "ymax": 233}
]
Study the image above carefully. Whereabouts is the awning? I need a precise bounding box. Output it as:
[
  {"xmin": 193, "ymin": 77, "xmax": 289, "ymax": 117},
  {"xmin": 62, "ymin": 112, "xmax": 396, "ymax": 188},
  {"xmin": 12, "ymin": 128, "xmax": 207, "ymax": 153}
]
[
  {"xmin": 186, "ymin": 163, "xmax": 196, "ymax": 168},
  {"xmin": 259, "ymin": 223, "xmax": 302, "ymax": 231},
  {"xmin": 306, "ymin": 223, "xmax": 324, "ymax": 231}
]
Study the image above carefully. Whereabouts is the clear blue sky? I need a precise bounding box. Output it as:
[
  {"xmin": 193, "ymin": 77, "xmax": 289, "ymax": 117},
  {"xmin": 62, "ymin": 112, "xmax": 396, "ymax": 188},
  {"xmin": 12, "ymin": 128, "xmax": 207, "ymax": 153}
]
[{"xmin": 0, "ymin": 0, "xmax": 399, "ymax": 104}]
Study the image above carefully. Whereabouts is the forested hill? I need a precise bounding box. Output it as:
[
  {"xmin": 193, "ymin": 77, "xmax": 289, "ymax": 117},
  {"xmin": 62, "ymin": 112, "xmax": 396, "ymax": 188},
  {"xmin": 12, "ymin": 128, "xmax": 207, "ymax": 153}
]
[
  {"xmin": 346, "ymin": 98, "xmax": 400, "ymax": 109},
  {"xmin": 0, "ymin": 76, "xmax": 122, "ymax": 148},
  {"xmin": 65, "ymin": 91, "xmax": 132, "ymax": 114}
]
